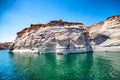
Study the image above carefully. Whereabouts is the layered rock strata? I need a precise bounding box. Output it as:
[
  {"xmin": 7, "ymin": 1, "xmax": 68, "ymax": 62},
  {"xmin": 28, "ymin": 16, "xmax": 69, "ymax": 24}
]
[
  {"xmin": 88, "ymin": 15, "xmax": 120, "ymax": 51},
  {"xmin": 9, "ymin": 16, "xmax": 120, "ymax": 53}
]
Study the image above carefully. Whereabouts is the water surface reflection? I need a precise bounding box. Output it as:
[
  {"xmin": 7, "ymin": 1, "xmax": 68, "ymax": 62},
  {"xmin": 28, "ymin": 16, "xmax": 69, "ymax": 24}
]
[{"xmin": 0, "ymin": 50, "xmax": 120, "ymax": 80}]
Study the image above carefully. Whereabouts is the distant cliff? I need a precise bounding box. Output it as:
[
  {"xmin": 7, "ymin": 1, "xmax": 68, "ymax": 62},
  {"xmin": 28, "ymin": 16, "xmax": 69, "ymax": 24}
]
[
  {"xmin": 9, "ymin": 15, "xmax": 120, "ymax": 54},
  {"xmin": 0, "ymin": 42, "xmax": 12, "ymax": 50}
]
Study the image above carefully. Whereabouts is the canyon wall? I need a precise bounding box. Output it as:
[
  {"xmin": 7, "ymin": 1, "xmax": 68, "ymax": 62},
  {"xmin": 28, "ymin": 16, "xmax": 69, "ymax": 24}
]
[
  {"xmin": 88, "ymin": 15, "xmax": 120, "ymax": 51},
  {"xmin": 0, "ymin": 42, "xmax": 12, "ymax": 50},
  {"xmin": 9, "ymin": 15, "xmax": 120, "ymax": 54}
]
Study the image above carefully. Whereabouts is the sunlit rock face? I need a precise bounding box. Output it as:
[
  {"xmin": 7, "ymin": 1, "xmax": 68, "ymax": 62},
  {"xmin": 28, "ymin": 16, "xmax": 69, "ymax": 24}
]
[
  {"xmin": 88, "ymin": 15, "xmax": 120, "ymax": 51},
  {"xmin": 9, "ymin": 20, "xmax": 92, "ymax": 54},
  {"xmin": 9, "ymin": 15, "xmax": 120, "ymax": 53}
]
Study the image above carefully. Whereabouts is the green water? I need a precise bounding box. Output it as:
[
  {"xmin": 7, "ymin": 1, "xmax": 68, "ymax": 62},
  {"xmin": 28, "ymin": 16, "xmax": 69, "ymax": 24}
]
[{"xmin": 0, "ymin": 50, "xmax": 120, "ymax": 80}]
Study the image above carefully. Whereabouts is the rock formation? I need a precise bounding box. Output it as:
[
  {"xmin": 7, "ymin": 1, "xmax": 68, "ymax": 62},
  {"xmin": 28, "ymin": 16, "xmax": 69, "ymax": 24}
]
[
  {"xmin": 9, "ymin": 15, "xmax": 120, "ymax": 54},
  {"xmin": 88, "ymin": 15, "xmax": 120, "ymax": 51},
  {"xmin": 0, "ymin": 42, "xmax": 12, "ymax": 50}
]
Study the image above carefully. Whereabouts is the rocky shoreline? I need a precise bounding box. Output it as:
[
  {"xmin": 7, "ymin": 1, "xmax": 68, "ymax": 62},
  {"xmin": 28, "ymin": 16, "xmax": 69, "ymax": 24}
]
[
  {"xmin": 9, "ymin": 15, "xmax": 120, "ymax": 54},
  {"xmin": 0, "ymin": 42, "xmax": 12, "ymax": 50}
]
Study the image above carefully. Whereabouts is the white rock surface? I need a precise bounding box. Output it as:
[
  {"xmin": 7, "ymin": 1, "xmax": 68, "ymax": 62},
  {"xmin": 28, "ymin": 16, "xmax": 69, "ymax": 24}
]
[
  {"xmin": 9, "ymin": 16, "xmax": 120, "ymax": 54},
  {"xmin": 88, "ymin": 15, "xmax": 120, "ymax": 52}
]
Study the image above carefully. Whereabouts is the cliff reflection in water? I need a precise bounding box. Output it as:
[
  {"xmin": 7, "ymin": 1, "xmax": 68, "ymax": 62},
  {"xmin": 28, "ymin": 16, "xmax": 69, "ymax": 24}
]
[{"xmin": 9, "ymin": 52, "xmax": 120, "ymax": 80}]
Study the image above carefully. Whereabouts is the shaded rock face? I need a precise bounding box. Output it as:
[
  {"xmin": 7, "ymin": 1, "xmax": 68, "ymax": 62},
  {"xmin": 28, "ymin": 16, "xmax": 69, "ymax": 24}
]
[
  {"xmin": 9, "ymin": 15, "xmax": 120, "ymax": 53},
  {"xmin": 0, "ymin": 42, "xmax": 12, "ymax": 50}
]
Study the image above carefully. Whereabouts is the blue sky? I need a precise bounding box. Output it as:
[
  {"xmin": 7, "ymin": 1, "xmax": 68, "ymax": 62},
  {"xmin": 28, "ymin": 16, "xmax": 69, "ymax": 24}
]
[{"xmin": 0, "ymin": 0, "xmax": 120, "ymax": 42}]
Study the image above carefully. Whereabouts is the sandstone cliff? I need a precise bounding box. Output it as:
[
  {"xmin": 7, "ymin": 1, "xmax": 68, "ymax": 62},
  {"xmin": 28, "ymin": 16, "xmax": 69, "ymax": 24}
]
[
  {"xmin": 88, "ymin": 15, "xmax": 120, "ymax": 51},
  {"xmin": 0, "ymin": 42, "xmax": 12, "ymax": 50},
  {"xmin": 9, "ymin": 16, "xmax": 120, "ymax": 53}
]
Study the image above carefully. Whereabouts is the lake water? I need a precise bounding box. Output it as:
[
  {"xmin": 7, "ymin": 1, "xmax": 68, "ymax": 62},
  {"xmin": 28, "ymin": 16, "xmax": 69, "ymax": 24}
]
[{"xmin": 0, "ymin": 50, "xmax": 120, "ymax": 80}]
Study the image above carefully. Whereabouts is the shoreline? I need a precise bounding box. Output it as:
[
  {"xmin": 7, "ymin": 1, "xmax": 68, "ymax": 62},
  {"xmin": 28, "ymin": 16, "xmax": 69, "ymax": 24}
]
[{"xmin": 9, "ymin": 46, "xmax": 120, "ymax": 54}]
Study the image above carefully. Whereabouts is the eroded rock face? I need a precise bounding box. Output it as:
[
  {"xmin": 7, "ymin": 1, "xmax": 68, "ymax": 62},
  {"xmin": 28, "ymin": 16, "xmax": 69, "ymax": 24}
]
[
  {"xmin": 9, "ymin": 16, "xmax": 120, "ymax": 53},
  {"xmin": 0, "ymin": 42, "xmax": 12, "ymax": 49},
  {"xmin": 9, "ymin": 20, "xmax": 92, "ymax": 54},
  {"xmin": 88, "ymin": 15, "xmax": 120, "ymax": 51}
]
